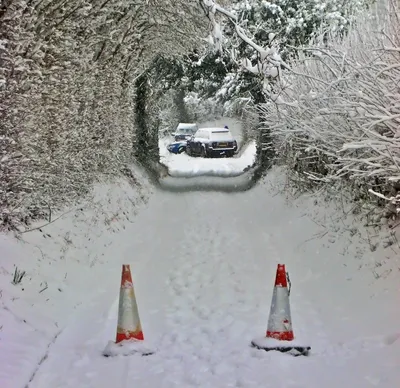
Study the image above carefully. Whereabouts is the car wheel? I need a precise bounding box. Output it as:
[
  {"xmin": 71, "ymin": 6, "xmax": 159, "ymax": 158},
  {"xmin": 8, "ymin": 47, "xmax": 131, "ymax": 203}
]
[
  {"xmin": 186, "ymin": 146, "xmax": 191, "ymax": 156},
  {"xmin": 178, "ymin": 146, "xmax": 185, "ymax": 154},
  {"xmin": 200, "ymin": 146, "xmax": 207, "ymax": 158}
]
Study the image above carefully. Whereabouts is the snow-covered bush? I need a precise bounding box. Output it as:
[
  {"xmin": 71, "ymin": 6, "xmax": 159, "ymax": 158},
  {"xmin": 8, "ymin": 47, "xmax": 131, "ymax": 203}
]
[
  {"xmin": 261, "ymin": 0, "xmax": 400, "ymax": 215},
  {"xmin": 184, "ymin": 92, "xmax": 224, "ymax": 122},
  {"xmin": 0, "ymin": 0, "xmax": 207, "ymax": 229}
]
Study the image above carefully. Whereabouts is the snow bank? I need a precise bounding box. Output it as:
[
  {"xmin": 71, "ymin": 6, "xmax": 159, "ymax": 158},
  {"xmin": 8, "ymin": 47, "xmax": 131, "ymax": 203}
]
[{"xmin": 0, "ymin": 166, "xmax": 152, "ymax": 388}]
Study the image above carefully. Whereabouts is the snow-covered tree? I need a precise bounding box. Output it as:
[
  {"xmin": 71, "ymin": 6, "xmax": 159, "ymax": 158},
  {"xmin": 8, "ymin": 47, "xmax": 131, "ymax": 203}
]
[
  {"xmin": 194, "ymin": 0, "xmax": 375, "ymax": 178},
  {"xmin": 198, "ymin": 0, "xmax": 373, "ymax": 106},
  {"xmin": 261, "ymin": 0, "xmax": 400, "ymax": 215}
]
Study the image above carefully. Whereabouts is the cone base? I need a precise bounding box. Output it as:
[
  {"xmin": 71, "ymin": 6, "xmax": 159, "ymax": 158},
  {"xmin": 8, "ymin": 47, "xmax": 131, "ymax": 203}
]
[
  {"xmin": 103, "ymin": 352, "xmax": 153, "ymax": 358},
  {"xmin": 251, "ymin": 337, "xmax": 310, "ymax": 357},
  {"xmin": 103, "ymin": 339, "xmax": 155, "ymax": 358}
]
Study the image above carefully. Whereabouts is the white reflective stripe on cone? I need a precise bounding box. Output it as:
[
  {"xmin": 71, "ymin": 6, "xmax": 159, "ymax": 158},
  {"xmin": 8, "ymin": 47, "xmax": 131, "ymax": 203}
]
[
  {"xmin": 117, "ymin": 287, "xmax": 141, "ymax": 333},
  {"xmin": 267, "ymin": 285, "xmax": 293, "ymax": 333}
]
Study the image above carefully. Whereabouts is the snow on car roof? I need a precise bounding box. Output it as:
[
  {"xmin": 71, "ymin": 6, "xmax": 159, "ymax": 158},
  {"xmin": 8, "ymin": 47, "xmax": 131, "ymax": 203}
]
[
  {"xmin": 177, "ymin": 123, "xmax": 197, "ymax": 129},
  {"xmin": 200, "ymin": 127, "xmax": 230, "ymax": 133}
]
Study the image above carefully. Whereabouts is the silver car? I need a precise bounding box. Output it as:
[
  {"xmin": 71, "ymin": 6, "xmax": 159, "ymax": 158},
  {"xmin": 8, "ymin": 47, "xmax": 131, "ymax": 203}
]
[{"xmin": 172, "ymin": 123, "xmax": 198, "ymax": 141}]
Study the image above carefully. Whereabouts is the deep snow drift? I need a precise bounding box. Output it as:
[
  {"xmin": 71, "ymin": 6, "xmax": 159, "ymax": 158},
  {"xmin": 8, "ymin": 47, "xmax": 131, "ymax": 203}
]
[{"xmin": 1, "ymin": 161, "xmax": 400, "ymax": 387}]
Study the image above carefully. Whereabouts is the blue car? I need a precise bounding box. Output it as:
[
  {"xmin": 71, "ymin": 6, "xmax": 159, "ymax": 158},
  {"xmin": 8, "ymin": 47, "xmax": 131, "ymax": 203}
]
[{"xmin": 167, "ymin": 140, "xmax": 187, "ymax": 154}]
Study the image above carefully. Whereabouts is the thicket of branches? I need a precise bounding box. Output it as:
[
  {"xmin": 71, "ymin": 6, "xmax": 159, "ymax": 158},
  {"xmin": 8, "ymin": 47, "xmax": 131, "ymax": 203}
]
[
  {"xmin": 193, "ymin": 0, "xmax": 373, "ymax": 179},
  {"xmin": 0, "ymin": 0, "xmax": 206, "ymax": 229},
  {"xmin": 260, "ymin": 0, "xmax": 400, "ymax": 216}
]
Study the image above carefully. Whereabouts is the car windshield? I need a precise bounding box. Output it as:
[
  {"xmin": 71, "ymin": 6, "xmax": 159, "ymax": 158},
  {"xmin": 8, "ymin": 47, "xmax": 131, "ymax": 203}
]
[{"xmin": 210, "ymin": 131, "xmax": 232, "ymax": 140}]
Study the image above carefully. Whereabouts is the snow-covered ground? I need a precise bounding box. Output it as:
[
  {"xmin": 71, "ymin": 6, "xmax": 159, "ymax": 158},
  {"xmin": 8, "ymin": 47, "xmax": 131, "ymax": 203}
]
[
  {"xmin": 2, "ymin": 161, "xmax": 400, "ymax": 387},
  {"xmin": 158, "ymin": 171, "xmax": 256, "ymax": 193},
  {"xmin": 0, "ymin": 166, "xmax": 153, "ymax": 388},
  {"xmin": 159, "ymin": 117, "xmax": 256, "ymax": 177}
]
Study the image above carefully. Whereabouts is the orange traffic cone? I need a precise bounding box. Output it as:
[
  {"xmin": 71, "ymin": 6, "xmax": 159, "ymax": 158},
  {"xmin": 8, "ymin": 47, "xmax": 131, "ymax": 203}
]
[
  {"xmin": 116, "ymin": 264, "xmax": 144, "ymax": 343},
  {"xmin": 251, "ymin": 264, "xmax": 310, "ymax": 356},
  {"xmin": 103, "ymin": 265, "xmax": 154, "ymax": 357}
]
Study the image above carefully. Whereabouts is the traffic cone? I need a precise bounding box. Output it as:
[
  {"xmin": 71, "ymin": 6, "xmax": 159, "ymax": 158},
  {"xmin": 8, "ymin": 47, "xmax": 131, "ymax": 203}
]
[
  {"xmin": 103, "ymin": 265, "xmax": 155, "ymax": 357},
  {"xmin": 115, "ymin": 264, "xmax": 144, "ymax": 343},
  {"xmin": 251, "ymin": 264, "xmax": 311, "ymax": 356}
]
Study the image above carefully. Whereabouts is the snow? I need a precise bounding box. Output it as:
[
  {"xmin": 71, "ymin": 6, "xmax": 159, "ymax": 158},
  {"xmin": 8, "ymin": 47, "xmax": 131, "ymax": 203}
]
[
  {"xmin": 159, "ymin": 118, "xmax": 257, "ymax": 177},
  {"xmin": 158, "ymin": 171, "xmax": 256, "ymax": 193},
  {"xmin": 103, "ymin": 339, "xmax": 156, "ymax": 357},
  {"xmin": 2, "ymin": 128, "xmax": 400, "ymax": 387},
  {"xmin": 0, "ymin": 165, "xmax": 153, "ymax": 388},
  {"xmin": 251, "ymin": 336, "xmax": 309, "ymax": 349}
]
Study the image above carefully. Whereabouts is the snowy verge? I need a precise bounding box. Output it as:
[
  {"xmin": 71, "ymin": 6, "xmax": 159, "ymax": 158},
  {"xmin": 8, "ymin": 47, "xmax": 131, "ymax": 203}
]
[
  {"xmin": 159, "ymin": 138, "xmax": 257, "ymax": 178},
  {"xmin": 260, "ymin": 166, "xmax": 400, "ymax": 344},
  {"xmin": 0, "ymin": 165, "xmax": 153, "ymax": 388}
]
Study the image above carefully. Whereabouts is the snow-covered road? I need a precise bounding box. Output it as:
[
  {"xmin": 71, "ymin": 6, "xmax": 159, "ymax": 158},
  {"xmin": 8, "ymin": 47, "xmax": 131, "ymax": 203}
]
[{"xmin": 26, "ymin": 171, "xmax": 400, "ymax": 388}]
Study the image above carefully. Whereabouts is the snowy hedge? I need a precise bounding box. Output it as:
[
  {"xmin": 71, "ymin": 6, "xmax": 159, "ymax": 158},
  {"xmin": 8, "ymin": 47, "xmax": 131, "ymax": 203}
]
[
  {"xmin": 0, "ymin": 0, "xmax": 206, "ymax": 229},
  {"xmin": 260, "ymin": 0, "xmax": 400, "ymax": 215}
]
